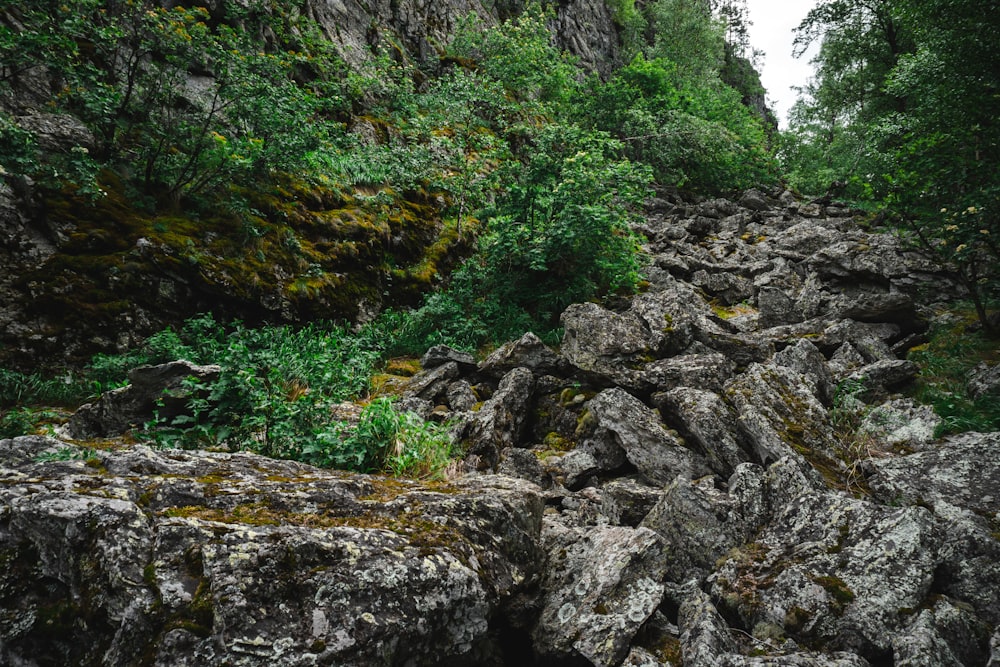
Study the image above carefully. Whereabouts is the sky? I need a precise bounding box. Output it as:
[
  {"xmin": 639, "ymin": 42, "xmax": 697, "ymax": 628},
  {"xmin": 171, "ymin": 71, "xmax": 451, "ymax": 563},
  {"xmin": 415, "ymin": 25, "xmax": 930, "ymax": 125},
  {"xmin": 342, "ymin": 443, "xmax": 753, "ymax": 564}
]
[{"xmin": 743, "ymin": 0, "xmax": 820, "ymax": 127}]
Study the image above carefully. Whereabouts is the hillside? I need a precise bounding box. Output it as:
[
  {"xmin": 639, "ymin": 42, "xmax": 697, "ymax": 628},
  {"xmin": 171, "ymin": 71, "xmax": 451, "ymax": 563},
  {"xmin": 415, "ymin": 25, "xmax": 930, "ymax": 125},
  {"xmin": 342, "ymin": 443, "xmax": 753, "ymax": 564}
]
[{"xmin": 1, "ymin": 1, "xmax": 999, "ymax": 666}]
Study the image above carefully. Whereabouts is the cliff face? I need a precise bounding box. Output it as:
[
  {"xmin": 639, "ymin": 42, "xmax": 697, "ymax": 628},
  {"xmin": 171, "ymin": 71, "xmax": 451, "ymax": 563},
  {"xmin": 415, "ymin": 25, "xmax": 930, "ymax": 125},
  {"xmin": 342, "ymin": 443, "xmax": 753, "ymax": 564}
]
[{"xmin": 300, "ymin": 0, "xmax": 622, "ymax": 75}]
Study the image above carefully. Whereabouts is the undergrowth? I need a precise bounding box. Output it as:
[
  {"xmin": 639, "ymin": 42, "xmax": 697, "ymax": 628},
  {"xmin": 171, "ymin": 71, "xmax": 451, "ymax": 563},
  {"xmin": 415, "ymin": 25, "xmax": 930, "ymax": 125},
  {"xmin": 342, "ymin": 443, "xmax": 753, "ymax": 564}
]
[{"xmin": 906, "ymin": 312, "xmax": 1000, "ymax": 436}]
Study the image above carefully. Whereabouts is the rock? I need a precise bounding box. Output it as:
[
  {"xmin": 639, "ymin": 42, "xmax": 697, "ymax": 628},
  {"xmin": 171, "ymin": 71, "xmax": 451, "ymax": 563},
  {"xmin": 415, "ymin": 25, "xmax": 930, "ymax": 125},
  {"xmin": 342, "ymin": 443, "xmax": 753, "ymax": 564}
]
[
  {"xmin": 641, "ymin": 477, "xmax": 738, "ymax": 583},
  {"xmin": 740, "ymin": 188, "xmax": 775, "ymax": 212},
  {"xmin": 622, "ymin": 646, "xmax": 665, "ymax": 666},
  {"xmin": 420, "ymin": 344, "xmax": 477, "ymax": 372},
  {"xmin": 446, "ymin": 379, "xmax": 479, "ymax": 412},
  {"xmin": 892, "ymin": 599, "xmax": 992, "ymax": 667},
  {"xmin": 856, "ymin": 398, "xmax": 940, "ymax": 450},
  {"xmin": 758, "ymin": 286, "xmax": 805, "ymax": 327},
  {"xmin": 545, "ymin": 450, "xmax": 600, "ymax": 490},
  {"xmin": 835, "ymin": 292, "xmax": 926, "ymax": 335},
  {"xmin": 696, "ymin": 329, "xmax": 775, "ymax": 369},
  {"xmin": 560, "ymin": 302, "xmax": 654, "ymax": 389},
  {"xmin": 847, "ymin": 359, "xmax": 920, "ymax": 396},
  {"xmin": 718, "ymin": 650, "xmax": 873, "ymax": 666},
  {"xmin": 771, "ymin": 219, "xmax": 845, "ymax": 255},
  {"xmin": 989, "ymin": 626, "xmax": 1000, "ymax": 667},
  {"xmin": 725, "ymin": 363, "xmax": 840, "ymax": 474},
  {"xmin": 464, "ymin": 367, "xmax": 535, "ymax": 469},
  {"xmin": 678, "ymin": 587, "xmax": 738, "ymax": 665},
  {"xmin": 68, "ymin": 360, "xmax": 222, "ymax": 438},
  {"xmin": 727, "ymin": 462, "xmax": 769, "ymax": 541},
  {"xmin": 532, "ymin": 522, "xmax": 667, "ymax": 667},
  {"xmin": 401, "ymin": 360, "xmax": 460, "ymax": 404},
  {"xmin": 774, "ymin": 339, "xmax": 835, "ymax": 406},
  {"xmin": 14, "ymin": 111, "xmax": 95, "ymax": 153},
  {"xmin": 658, "ymin": 387, "xmax": 750, "ymax": 477},
  {"xmin": 587, "ymin": 388, "xmax": 710, "ymax": 486},
  {"xmin": 643, "ymin": 352, "xmax": 737, "ymax": 394},
  {"xmin": 829, "ymin": 341, "xmax": 868, "ymax": 378},
  {"xmin": 712, "ymin": 492, "xmax": 942, "ymax": 658},
  {"xmin": 967, "ymin": 361, "xmax": 1000, "ymax": 399},
  {"xmin": 0, "ymin": 437, "xmax": 545, "ymax": 667},
  {"xmin": 599, "ymin": 477, "xmax": 663, "ymax": 527},
  {"xmin": 497, "ymin": 447, "xmax": 547, "ymax": 487},
  {"xmin": 867, "ymin": 431, "xmax": 1000, "ymax": 514},
  {"xmin": 904, "ymin": 496, "xmax": 1000, "ymax": 627},
  {"xmin": 691, "ymin": 269, "xmax": 755, "ymax": 305},
  {"xmin": 478, "ymin": 332, "xmax": 566, "ymax": 379}
]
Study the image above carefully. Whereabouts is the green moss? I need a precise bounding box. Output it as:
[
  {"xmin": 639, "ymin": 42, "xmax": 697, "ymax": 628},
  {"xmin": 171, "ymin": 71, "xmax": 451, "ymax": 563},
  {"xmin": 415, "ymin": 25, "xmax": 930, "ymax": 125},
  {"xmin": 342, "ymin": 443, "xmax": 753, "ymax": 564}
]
[
  {"xmin": 542, "ymin": 431, "xmax": 574, "ymax": 452},
  {"xmin": 15, "ymin": 167, "xmax": 464, "ymax": 365},
  {"xmin": 811, "ymin": 574, "xmax": 856, "ymax": 609},
  {"xmin": 384, "ymin": 357, "xmax": 422, "ymax": 377}
]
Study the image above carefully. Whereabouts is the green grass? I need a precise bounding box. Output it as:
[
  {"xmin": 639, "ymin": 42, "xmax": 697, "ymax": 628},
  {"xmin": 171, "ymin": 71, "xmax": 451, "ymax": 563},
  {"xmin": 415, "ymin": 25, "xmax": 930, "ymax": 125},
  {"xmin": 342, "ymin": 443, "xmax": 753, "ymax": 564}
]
[{"xmin": 907, "ymin": 311, "xmax": 1000, "ymax": 436}]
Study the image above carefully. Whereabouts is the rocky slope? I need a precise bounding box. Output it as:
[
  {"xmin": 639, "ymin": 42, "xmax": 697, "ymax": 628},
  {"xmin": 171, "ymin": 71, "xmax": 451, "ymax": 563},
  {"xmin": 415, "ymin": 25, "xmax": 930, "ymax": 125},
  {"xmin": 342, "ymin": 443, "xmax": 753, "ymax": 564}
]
[
  {"xmin": 0, "ymin": 0, "xmax": 625, "ymax": 369},
  {"xmin": 3, "ymin": 189, "xmax": 1000, "ymax": 666}
]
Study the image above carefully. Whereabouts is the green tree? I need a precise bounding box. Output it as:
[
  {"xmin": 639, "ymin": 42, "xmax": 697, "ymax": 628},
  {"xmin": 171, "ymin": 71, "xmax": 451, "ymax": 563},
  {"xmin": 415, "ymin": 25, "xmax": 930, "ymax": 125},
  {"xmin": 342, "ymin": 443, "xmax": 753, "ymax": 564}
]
[
  {"xmin": 576, "ymin": 55, "xmax": 775, "ymax": 193},
  {"xmin": 647, "ymin": 0, "xmax": 726, "ymax": 82},
  {"xmin": 782, "ymin": 0, "xmax": 999, "ymax": 328}
]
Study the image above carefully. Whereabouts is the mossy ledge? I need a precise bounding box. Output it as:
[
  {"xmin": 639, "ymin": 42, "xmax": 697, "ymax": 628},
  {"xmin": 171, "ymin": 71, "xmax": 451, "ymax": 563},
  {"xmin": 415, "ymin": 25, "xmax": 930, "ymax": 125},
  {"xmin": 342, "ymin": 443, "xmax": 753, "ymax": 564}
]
[{"xmin": 7, "ymin": 173, "xmax": 472, "ymax": 367}]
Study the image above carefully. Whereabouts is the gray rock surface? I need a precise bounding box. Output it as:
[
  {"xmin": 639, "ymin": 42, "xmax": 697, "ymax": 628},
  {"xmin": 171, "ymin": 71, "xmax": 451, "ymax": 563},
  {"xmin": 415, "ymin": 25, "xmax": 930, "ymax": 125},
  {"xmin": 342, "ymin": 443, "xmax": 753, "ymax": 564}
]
[
  {"xmin": 712, "ymin": 492, "xmax": 943, "ymax": 658},
  {"xmin": 867, "ymin": 431, "xmax": 1000, "ymax": 513},
  {"xmin": 659, "ymin": 387, "xmax": 750, "ymax": 477},
  {"xmin": 587, "ymin": 388, "xmax": 710, "ymax": 485},
  {"xmin": 968, "ymin": 361, "xmax": 1000, "ymax": 399},
  {"xmin": 0, "ymin": 437, "xmax": 544, "ymax": 667},
  {"xmin": 464, "ymin": 367, "xmax": 535, "ymax": 469},
  {"xmin": 532, "ymin": 522, "xmax": 667, "ymax": 667}
]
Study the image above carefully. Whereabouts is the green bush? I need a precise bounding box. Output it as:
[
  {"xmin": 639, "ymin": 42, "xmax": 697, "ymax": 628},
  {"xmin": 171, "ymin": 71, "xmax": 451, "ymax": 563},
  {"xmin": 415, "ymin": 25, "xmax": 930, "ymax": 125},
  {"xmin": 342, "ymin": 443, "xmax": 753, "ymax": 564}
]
[
  {"xmin": 302, "ymin": 398, "xmax": 454, "ymax": 478},
  {"xmin": 907, "ymin": 315, "xmax": 1000, "ymax": 435},
  {"xmin": 576, "ymin": 56, "xmax": 776, "ymax": 193},
  {"xmin": 124, "ymin": 316, "xmax": 384, "ymax": 457},
  {"xmin": 394, "ymin": 123, "xmax": 650, "ymax": 353}
]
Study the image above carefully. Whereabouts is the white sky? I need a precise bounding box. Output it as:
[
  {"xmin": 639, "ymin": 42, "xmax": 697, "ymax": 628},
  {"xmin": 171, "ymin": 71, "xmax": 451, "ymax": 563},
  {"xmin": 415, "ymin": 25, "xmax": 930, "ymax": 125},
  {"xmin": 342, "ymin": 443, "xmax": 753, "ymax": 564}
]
[{"xmin": 743, "ymin": 0, "xmax": 820, "ymax": 128}]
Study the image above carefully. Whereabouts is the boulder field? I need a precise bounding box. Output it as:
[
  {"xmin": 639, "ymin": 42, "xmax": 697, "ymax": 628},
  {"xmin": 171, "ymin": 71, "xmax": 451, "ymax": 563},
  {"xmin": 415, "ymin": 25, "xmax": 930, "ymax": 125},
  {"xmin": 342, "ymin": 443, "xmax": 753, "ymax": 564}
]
[{"xmin": 3, "ymin": 188, "xmax": 1000, "ymax": 666}]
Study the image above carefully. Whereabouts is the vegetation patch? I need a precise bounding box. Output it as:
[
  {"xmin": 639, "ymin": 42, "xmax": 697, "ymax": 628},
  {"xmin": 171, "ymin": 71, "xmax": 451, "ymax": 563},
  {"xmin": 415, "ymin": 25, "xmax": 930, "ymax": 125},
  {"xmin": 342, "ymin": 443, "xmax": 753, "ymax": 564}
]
[{"xmin": 906, "ymin": 312, "xmax": 1000, "ymax": 435}]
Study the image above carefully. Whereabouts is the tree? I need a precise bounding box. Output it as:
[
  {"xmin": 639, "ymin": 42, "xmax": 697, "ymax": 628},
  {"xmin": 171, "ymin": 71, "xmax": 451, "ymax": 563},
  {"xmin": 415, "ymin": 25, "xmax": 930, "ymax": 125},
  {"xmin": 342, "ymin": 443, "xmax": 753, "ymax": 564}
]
[
  {"xmin": 647, "ymin": 0, "xmax": 726, "ymax": 82},
  {"xmin": 782, "ymin": 0, "xmax": 1000, "ymax": 329},
  {"xmin": 876, "ymin": 0, "xmax": 1000, "ymax": 329}
]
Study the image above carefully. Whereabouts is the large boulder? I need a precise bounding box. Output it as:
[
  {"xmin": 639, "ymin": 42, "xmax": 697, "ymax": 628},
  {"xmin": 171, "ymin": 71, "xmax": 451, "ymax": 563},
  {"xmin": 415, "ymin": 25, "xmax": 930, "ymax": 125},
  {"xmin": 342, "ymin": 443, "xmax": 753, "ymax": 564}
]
[
  {"xmin": 640, "ymin": 477, "xmax": 738, "ymax": 583},
  {"xmin": 712, "ymin": 492, "xmax": 943, "ymax": 660},
  {"xmin": 531, "ymin": 521, "xmax": 667, "ymax": 667},
  {"xmin": 0, "ymin": 436, "xmax": 544, "ymax": 667},
  {"xmin": 586, "ymin": 388, "xmax": 710, "ymax": 486},
  {"xmin": 68, "ymin": 360, "xmax": 222, "ymax": 438},
  {"xmin": 463, "ymin": 367, "xmax": 536, "ymax": 469},
  {"xmin": 657, "ymin": 387, "xmax": 750, "ymax": 477}
]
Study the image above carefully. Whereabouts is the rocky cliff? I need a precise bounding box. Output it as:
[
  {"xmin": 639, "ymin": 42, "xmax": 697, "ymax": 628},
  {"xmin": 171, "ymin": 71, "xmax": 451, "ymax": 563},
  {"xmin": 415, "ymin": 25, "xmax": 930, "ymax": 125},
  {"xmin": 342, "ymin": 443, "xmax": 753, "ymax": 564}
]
[
  {"xmin": 0, "ymin": 0, "xmax": 626, "ymax": 370},
  {"xmin": 4, "ymin": 189, "xmax": 1000, "ymax": 666},
  {"xmin": 301, "ymin": 0, "xmax": 622, "ymax": 75}
]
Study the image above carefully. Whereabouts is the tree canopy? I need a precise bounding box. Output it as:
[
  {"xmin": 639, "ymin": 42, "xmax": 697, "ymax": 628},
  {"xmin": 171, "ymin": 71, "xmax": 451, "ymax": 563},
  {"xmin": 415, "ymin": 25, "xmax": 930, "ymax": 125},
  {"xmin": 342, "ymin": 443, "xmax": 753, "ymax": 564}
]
[{"xmin": 781, "ymin": 0, "xmax": 1000, "ymax": 328}]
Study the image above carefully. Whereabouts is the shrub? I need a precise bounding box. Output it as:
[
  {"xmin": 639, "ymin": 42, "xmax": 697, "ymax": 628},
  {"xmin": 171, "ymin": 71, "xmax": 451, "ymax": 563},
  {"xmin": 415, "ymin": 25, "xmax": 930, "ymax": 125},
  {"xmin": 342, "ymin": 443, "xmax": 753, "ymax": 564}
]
[
  {"xmin": 907, "ymin": 314, "xmax": 1000, "ymax": 435},
  {"xmin": 394, "ymin": 123, "xmax": 650, "ymax": 352},
  {"xmin": 302, "ymin": 398, "xmax": 454, "ymax": 478}
]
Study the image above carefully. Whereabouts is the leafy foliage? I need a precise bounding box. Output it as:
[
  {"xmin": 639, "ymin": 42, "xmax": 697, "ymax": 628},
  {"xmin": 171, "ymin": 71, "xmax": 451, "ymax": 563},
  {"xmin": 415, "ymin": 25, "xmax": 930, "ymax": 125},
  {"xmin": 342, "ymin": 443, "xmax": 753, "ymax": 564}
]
[
  {"xmin": 1, "ymin": 0, "xmax": 348, "ymax": 204},
  {"xmin": 83, "ymin": 313, "xmax": 456, "ymax": 476},
  {"xmin": 302, "ymin": 398, "xmax": 454, "ymax": 479},
  {"xmin": 781, "ymin": 0, "xmax": 1000, "ymax": 328},
  {"xmin": 396, "ymin": 124, "xmax": 651, "ymax": 352},
  {"xmin": 577, "ymin": 55, "xmax": 775, "ymax": 192},
  {"xmin": 907, "ymin": 314, "xmax": 1000, "ymax": 435}
]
